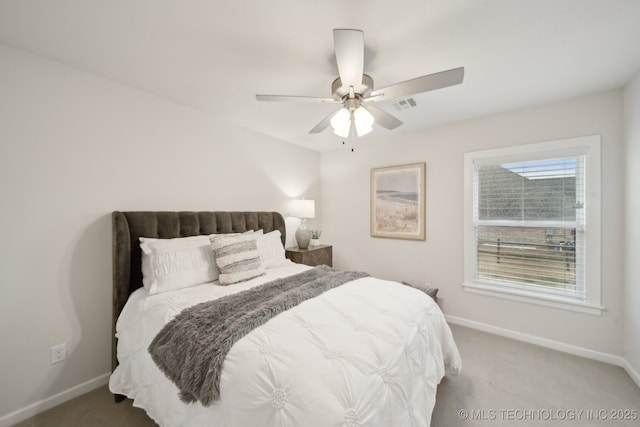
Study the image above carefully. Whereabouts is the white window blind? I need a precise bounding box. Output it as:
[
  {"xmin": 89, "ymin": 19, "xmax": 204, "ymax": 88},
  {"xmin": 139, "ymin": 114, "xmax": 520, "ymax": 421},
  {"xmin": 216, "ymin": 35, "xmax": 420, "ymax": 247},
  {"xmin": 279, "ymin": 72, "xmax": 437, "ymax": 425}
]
[
  {"xmin": 473, "ymin": 156, "xmax": 586, "ymax": 301},
  {"xmin": 463, "ymin": 135, "xmax": 602, "ymax": 315}
]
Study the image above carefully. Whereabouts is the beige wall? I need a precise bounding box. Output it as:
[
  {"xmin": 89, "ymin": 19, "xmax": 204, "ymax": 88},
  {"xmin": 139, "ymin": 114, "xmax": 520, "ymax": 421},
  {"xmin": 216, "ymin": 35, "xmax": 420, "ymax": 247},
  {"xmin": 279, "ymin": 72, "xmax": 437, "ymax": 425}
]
[
  {"xmin": 1, "ymin": 39, "xmax": 636, "ymax": 422},
  {"xmin": 0, "ymin": 44, "xmax": 320, "ymax": 419},
  {"xmin": 321, "ymin": 90, "xmax": 624, "ymax": 357},
  {"xmin": 623, "ymin": 72, "xmax": 640, "ymax": 382}
]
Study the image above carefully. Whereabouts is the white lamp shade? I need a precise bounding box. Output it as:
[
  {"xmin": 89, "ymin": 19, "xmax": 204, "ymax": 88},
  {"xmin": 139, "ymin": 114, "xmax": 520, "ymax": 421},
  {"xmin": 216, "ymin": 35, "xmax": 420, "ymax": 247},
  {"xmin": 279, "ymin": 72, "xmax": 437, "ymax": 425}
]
[
  {"xmin": 290, "ymin": 199, "xmax": 315, "ymax": 219},
  {"xmin": 355, "ymin": 122, "xmax": 373, "ymax": 137},
  {"xmin": 330, "ymin": 108, "xmax": 351, "ymax": 138},
  {"xmin": 353, "ymin": 106, "xmax": 374, "ymax": 136}
]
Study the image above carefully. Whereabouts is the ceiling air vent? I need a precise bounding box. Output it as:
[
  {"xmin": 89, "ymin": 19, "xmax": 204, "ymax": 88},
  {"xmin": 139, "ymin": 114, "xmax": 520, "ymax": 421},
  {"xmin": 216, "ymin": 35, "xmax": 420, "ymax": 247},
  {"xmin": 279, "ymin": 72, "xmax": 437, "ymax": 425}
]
[{"xmin": 392, "ymin": 98, "xmax": 417, "ymax": 111}]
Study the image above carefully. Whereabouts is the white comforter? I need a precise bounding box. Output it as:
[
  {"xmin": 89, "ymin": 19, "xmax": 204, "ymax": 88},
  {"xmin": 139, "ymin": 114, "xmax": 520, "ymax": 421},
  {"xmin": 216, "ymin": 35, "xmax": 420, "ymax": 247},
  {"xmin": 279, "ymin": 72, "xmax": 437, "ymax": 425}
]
[{"xmin": 109, "ymin": 261, "xmax": 461, "ymax": 427}]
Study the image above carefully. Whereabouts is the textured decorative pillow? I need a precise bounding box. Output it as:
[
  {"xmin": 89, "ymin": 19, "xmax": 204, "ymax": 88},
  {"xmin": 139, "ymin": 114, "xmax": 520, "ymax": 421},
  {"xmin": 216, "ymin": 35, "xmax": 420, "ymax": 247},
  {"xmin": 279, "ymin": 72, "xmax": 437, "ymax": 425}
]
[
  {"xmin": 140, "ymin": 235, "xmax": 218, "ymax": 295},
  {"xmin": 210, "ymin": 232, "xmax": 265, "ymax": 285},
  {"xmin": 256, "ymin": 230, "xmax": 288, "ymax": 269}
]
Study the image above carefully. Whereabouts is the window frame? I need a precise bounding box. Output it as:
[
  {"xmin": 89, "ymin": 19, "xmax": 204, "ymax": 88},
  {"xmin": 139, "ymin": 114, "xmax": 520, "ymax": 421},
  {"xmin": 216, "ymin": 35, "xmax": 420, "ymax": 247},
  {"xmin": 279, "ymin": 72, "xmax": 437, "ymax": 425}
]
[{"xmin": 463, "ymin": 136, "xmax": 603, "ymax": 315}]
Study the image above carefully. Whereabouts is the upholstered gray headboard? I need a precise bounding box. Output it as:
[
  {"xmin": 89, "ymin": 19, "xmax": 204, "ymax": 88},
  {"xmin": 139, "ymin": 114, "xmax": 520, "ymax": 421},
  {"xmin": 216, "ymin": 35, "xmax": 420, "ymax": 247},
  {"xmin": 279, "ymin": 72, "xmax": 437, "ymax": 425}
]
[{"xmin": 111, "ymin": 211, "xmax": 286, "ymax": 372}]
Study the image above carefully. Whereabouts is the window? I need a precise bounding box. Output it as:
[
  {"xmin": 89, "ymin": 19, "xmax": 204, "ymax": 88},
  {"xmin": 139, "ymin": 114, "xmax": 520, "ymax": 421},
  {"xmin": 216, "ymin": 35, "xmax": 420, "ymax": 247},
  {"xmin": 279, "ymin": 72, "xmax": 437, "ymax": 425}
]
[{"xmin": 463, "ymin": 136, "xmax": 602, "ymax": 315}]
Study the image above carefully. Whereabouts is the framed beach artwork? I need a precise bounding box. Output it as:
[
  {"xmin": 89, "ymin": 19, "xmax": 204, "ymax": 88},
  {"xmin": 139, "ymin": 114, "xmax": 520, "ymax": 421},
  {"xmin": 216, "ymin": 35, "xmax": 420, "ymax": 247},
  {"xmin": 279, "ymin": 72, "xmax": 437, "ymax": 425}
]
[{"xmin": 370, "ymin": 162, "xmax": 426, "ymax": 240}]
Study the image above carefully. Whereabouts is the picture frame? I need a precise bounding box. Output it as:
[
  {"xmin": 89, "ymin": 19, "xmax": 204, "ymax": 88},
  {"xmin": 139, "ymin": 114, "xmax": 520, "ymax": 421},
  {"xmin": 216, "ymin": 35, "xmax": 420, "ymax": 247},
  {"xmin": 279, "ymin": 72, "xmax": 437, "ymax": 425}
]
[{"xmin": 370, "ymin": 162, "xmax": 426, "ymax": 240}]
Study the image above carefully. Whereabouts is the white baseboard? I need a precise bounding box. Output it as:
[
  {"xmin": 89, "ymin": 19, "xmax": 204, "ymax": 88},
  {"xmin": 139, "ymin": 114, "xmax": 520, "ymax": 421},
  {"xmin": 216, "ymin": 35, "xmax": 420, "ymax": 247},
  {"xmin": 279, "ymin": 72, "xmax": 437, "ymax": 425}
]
[
  {"xmin": 622, "ymin": 359, "xmax": 640, "ymax": 389},
  {"xmin": 445, "ymin": 315, "xmax": 635, "ymax": 378},
  {"xmin": 0, "ymin": 372, "xmax": 110, "ymax": 427}
]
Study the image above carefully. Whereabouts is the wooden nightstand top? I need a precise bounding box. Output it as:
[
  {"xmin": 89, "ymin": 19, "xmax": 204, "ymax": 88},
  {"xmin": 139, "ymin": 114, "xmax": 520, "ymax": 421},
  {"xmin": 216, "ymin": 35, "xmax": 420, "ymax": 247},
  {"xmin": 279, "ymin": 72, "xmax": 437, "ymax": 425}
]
[
  {"xmin": 286, "ymin": 244, "xmax": 331, "ymax": 253},
  {"xmin": 286, "ymin": 245, "xmax": 332, "ymax": 267}
]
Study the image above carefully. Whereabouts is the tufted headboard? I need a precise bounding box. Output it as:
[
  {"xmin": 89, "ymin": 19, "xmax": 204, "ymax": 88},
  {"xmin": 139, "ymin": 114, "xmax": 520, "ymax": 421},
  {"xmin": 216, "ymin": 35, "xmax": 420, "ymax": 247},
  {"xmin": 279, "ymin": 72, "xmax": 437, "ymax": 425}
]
[{"xmin": 111, "ymin": 211, "xmax": 286, "ymax": 372}]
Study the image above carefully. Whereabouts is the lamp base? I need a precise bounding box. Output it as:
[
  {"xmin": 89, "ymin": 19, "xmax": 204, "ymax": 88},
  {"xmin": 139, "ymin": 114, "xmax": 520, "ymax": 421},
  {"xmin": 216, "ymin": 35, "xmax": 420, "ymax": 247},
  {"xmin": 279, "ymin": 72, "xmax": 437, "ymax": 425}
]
[{"xmin": 295, "ymin": 227, "xmax": 312, "ymax": 249}]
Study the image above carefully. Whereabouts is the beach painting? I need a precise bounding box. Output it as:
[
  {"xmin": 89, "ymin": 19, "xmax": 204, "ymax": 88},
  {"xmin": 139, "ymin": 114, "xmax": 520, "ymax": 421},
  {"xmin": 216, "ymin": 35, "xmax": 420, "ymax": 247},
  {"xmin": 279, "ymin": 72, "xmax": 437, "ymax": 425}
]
[{"xmin": 371, "ymin": 162, "xmax": 426, "ymax": 240}]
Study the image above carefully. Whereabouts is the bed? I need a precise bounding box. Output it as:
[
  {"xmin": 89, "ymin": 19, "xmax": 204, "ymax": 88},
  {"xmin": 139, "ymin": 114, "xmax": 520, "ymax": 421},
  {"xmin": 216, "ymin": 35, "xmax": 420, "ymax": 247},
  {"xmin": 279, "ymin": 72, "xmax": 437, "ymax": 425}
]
[{"xmin": 109, "ymin": 211, "xmax": 461, "ymax": 427}]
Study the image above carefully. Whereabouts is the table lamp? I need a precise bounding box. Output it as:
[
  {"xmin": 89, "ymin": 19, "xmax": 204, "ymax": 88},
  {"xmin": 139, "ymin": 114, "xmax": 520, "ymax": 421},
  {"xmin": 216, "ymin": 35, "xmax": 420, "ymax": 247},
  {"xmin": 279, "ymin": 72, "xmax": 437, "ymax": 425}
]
[{"xmin": 290, "ymin": 199, "xmax": 315, "ymax": 249}]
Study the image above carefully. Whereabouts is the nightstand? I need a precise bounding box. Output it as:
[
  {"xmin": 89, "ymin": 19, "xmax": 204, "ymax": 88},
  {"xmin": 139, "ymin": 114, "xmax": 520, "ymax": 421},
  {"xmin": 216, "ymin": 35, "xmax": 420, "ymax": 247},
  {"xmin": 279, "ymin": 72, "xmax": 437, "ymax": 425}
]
[{"xmin": 286, "ymin": 245, "xmax": 332, "ymax": 267}]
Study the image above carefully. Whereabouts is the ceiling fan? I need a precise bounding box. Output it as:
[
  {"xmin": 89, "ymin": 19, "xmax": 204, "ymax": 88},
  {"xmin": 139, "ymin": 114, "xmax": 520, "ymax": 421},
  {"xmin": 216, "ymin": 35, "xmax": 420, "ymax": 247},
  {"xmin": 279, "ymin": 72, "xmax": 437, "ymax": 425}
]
[{"xmin": 256, "ymin": 29, "xmax": 464, "ymax": 138}]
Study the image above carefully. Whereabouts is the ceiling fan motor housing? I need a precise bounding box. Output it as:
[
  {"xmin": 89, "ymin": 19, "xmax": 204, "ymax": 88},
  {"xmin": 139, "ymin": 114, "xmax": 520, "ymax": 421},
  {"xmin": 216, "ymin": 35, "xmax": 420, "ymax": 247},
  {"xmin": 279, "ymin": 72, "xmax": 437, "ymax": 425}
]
[{"xmin": 331, "ymin": 74, "xmax": 373, "ymax": 101}]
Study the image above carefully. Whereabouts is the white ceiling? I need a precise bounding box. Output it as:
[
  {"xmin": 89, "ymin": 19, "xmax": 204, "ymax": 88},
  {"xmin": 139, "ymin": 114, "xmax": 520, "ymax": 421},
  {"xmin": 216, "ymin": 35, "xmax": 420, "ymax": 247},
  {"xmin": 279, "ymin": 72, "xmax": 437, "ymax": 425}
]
[{"xmin": 1, "ymin": 0, "xmax": 639, "ymax": 152}]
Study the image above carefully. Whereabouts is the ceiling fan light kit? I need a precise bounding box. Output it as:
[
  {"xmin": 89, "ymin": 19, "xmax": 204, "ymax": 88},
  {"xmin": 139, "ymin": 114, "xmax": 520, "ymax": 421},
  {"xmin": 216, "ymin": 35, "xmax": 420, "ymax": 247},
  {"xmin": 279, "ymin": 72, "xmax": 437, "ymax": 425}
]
[
  {"xmin": 256, "ymin": 29, "xmax": 464, "ymax": 140},
  {"xmin": 330, "ymin": 97, "xmax": 375, "ymax": 138}
]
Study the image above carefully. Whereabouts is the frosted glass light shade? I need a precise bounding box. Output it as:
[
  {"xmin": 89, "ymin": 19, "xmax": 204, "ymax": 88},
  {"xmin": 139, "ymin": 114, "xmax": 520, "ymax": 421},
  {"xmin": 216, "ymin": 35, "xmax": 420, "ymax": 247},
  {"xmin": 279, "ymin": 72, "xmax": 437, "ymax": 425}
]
[
  {"xmin": 290, "ymin": 199, "xmax": 315, "ymax": 219},
  {"xmin": 330, "ymin": 108, "xmax": 351, "ymax": 138},
  {"xmin": 355, "ymin": 123, "xmax": 372, "ymax": 137},
  {"xmin": 353, "ymin": 106, "xmax": 374, "ymax": 136}
]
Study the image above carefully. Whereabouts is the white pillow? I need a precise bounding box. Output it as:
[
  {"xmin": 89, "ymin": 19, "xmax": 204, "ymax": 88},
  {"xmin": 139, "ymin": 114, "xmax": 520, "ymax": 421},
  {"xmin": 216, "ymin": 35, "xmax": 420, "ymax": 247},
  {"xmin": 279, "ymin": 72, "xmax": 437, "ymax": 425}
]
[
  {"xmin": 140, "ymin": 235, "xmax": 218, "ymax": 295},
  {"xmin": 256, "ymin": 230, "xmax": 288, "ymax": 268},
  {"xmin": 210, "ymin": 232, "xmax": 265, "ymax": 285}
]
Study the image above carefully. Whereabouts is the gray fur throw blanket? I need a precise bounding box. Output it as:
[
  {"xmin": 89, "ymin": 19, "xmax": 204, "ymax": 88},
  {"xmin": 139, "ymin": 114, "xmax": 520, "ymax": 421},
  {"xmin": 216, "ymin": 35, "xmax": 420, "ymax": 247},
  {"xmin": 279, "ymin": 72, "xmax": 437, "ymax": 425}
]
[{"xmin": 148, "ymin": 265, "xmax": 368, "ymax": 406}]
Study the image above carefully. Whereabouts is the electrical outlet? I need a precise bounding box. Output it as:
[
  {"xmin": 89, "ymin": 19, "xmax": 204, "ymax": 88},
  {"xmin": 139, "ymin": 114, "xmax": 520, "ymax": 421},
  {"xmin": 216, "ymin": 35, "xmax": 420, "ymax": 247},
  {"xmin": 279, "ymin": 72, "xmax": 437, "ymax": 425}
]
[{"xmin": 50, "ymin": 343, "xmax": 66, "ymax": 364}]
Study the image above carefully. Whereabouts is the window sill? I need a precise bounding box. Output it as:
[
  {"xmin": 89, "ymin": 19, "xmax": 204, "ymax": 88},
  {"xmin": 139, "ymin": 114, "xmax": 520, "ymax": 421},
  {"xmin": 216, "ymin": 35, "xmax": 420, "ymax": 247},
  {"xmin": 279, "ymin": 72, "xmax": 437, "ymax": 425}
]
[{"xmin": 462, "ymin": 282, "xmax": 604, "ymax": 316}]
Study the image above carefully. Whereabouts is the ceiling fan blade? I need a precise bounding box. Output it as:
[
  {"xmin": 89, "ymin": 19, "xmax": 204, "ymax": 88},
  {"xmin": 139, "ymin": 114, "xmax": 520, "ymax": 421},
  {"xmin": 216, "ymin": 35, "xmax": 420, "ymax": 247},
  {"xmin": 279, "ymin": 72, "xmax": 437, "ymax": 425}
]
[
  {"xmin": 256, "ymin": 94, "xmax": 338, "ymax": 103},
  {"xmin": 308, "ymin": 109, "xmax": 340, "ymax": 134},
  {"xmin": 364, "ymin": 105, "xmax": 403, "ymax": 130},
  {"xmin": 333, "ymin": 29, "xmax": 364, "ymax": 91},
  {"xmin": 370, "ymin": 67, "xmax": 464, "ymax": 101}
]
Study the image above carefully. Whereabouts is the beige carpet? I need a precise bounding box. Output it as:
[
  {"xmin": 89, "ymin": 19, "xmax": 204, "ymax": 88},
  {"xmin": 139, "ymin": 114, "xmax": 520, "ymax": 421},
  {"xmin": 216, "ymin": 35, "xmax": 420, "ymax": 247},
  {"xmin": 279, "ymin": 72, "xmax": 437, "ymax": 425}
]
[
  {"xmin": 432, "ymin": 325, "xmax": 640, "ymax": 426},
  {"xmin": 14, "ymin": 324, "xmax": 640, "ymax": 426},
  {"xmin": 12, "ymin": 385, "xmax": 157, "ymax": 427}
]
